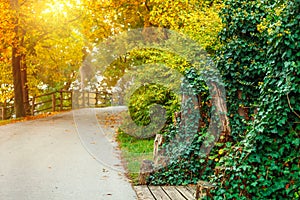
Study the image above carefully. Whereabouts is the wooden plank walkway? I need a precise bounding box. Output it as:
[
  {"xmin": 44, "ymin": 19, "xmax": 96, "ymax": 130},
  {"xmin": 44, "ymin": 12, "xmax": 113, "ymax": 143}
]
[{"xmin": 134, "ymin": 185, "xmax": 197, "ymax": 200}]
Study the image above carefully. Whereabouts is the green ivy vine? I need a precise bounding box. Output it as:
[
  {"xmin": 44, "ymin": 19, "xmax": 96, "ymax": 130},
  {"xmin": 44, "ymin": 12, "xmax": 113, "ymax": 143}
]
[{"xmin": 148, "ymin": 0, "xmax": 299, "ymax": 199}]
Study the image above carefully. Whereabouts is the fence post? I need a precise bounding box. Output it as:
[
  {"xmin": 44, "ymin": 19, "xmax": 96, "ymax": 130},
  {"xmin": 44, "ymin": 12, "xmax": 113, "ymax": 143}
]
[
  {"xmin": 52, "ymin": 93, "xmax": 56, "ymax": 112},
  {"xmin": 1, "ymin": 107, "xmax": 6, "ymax": 120},
  {"xmin": 87, "ymin": 92, "xmax": 90, "ymax": 107},
  {"xmin": 2, "ymin": 101, "xmax": 7, "ymax": 120},
  {"xmin": 60, "ymin": 91, "xmax": 63, "ymax": 111},
  {"xmin": 74, "ymin": 90, "xmax": 79, "ymax": 109},
  {"xmin": 82, "ymin": 91, "xmax": 85, "ymax": 107},
  {"xmin": 70, "ymin": 91, "xmax": 73, "ymax": 109},
  {"xmin": 31, "ymin": 96, "xmax": 36, "ymax": 116},
  {"xmin": 4, "ymin": 106, "xmax": 7, "ymax": 120},
  {"xmin": 95, "ymin": 89, "xmax": 98, "ymax": 107}
]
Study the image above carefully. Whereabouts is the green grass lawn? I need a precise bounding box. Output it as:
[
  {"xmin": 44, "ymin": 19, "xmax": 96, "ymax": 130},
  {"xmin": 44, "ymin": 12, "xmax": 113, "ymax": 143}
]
[{"xmin": 116, "ymin": 129, "xmax": 154, "ymax": 184}]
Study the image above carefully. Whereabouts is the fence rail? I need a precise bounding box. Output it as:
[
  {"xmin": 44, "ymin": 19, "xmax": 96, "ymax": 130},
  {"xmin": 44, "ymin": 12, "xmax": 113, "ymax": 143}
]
[
  {"xmin": 31, "ymin": 90, "xmax": 72, "ymax": 115},
  {"xmin": 0, "ymin": 90, "xmax": 112, "ymax": 121}
]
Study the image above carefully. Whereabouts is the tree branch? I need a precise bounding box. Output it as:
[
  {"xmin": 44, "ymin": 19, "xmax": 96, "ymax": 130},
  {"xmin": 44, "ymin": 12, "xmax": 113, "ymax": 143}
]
[
  {"xmin": 144, "ymin": 0, "xmax": 150, "ymax": 12},
  {"xmin": 286, "ymin": 93, "xmax": 300, "ymax": 119}
]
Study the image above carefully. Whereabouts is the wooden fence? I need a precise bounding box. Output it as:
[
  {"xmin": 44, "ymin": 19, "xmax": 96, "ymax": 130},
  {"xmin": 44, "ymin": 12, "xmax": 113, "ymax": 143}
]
[
  {"xmin": 0, "ymin": 90, "xmax": 112, "ymax": 120},
  {"xmin": 72, "ymin": 90, "xmax": 112, "ymax": 109},
  {"xmin": 0, "ymin": 104, "xmax": 14, "ymax": 121},
  {"xmin": 0, "ymin": 107, "xmax": 6, "ymax": 121},
  {"xmin": 31, "ymin": 90, "xmax": 73, "ymax": 116}
]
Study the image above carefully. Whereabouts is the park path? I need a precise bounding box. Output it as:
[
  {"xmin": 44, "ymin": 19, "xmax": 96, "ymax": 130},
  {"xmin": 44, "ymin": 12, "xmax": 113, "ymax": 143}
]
[{"xmin": 0, "ymin": 107, "xmax": 137, "ymax": 200}]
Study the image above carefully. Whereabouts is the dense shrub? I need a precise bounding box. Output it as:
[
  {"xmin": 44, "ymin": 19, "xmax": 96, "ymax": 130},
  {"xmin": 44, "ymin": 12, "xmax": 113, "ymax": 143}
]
[
  {"xmin": 149, "ymin": 0, "xmax": 300, "ymax": 199},
  {"xmin": 210, "ymin": 0, "xmax": 300, "ymax": 199}
]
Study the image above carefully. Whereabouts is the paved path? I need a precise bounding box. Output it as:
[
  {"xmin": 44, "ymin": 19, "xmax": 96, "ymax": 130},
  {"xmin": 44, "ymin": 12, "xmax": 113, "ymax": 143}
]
[{"xmin": 0, "ymin": 107, "xmax": 137, "ymax": 200}]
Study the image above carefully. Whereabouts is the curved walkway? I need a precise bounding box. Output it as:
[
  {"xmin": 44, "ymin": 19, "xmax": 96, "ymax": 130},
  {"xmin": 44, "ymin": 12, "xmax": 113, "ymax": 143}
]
[{"xmin": 0, "ymin": 107, "xmax": 137, "ymax": 200}]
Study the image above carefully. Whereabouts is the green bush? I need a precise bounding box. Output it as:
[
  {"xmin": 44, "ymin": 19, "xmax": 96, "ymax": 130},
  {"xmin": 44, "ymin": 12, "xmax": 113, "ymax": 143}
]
[
  {"xmin": 148, "ymin": 1, "xmax": 300, "ymax": 199},
  {"xmin": 148, "ymin": 68, "xmax": 214, "ymax": 185},
  {"xmin": 128, "ymin": 83, "xmax": 180, "ymax": 127},
  {"xmin": 210, "ymin": 0, "xmax": 300, "ymax": 199}
]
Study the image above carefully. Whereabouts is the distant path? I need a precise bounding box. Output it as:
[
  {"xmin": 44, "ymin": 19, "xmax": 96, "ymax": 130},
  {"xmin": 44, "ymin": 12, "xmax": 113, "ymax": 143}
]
[{"xmin": 0, "ymin": 108, "xmax": 137, "ymax": 200}]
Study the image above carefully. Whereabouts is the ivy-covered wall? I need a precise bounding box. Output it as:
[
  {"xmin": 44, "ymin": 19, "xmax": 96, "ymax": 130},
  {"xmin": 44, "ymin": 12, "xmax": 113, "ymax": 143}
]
[
  {"xmin": 149, "ymin": 0, "xmax": 300, "ymax": 199},
  {"xmin": 211, "ymin": 0, "xmax": 300, "ymax": 199}
]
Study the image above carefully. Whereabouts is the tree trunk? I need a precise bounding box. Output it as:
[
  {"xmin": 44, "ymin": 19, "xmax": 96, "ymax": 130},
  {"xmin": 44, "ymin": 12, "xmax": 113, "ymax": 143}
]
[
  {"xmin": 211, "ymin": 82, "xmax": 231, "ymax": 135},
  {"xmin": 21, "ymin": 55, "xmax": 30, "ymax": 115},
  {"xmin": 12, "ymin": 47, "xmax": 25, "ymax": 118},
  {"xmin": 11, "ymin": 0, "xmax": 25, "ymax": 118},
  {"xmin": 153, "ymin": 134, "xmax": 168, "ymax": 167},
  {"xmin": 138, "ymin": 160, "xmax": 153, "ymax": 185},
  {"xmin": 237, "ymin": 90, "xmax": 249, "ymax": 120}
]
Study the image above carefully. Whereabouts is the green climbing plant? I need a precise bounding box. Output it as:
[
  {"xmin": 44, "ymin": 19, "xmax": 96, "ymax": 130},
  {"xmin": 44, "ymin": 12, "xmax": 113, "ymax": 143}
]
[
  {"xmin": 209, "ymin": 0, "xmax": 300, "ymax": 199},
  {"xmin": 147, "ymin": 1, "xmax": 299, "ymax": 199}
]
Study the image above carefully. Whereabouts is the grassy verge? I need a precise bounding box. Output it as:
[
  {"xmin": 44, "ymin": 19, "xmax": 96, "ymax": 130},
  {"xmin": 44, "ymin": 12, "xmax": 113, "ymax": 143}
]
[{"xmin": 116, "ymin": 129, "xmax": 154, "ymax": 185}]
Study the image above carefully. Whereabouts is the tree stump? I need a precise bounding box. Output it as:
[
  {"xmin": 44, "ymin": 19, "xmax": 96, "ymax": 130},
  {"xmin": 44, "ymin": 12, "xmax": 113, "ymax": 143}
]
[
  {"xmin": 153, "ymin": 134, "xmax": 168, "ymax": 167},
  {"xmin": 195, "ymin": 180, "xmax": 215, "ymax": 199},
  {"xmin": 138, "ymin": 160, "xmax": 153, "ymax": 185}
]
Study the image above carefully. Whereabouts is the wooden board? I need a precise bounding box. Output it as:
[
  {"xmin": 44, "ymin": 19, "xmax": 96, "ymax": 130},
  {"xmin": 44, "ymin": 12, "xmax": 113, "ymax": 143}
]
[
  {"xmin": 162, "ymin": 186, "xmax": 187, "ymax": 200},
  {"xmin": 134, "ymin": 185, "xmax": 197, "ymax": 200},
  {"xmin": 134, "ymin": 185, "xmax": 155, "ymax": 200},
  {"xmin": 185, "ymin": 185, "xmax": 197, "ymax": 197},
  {"xmin": 149, "ymin": 186, "xmax": 171, "ymax": 200},
  {"xmin": 175, "ymin": 186, "xmax": 195, "ymax": 200}
]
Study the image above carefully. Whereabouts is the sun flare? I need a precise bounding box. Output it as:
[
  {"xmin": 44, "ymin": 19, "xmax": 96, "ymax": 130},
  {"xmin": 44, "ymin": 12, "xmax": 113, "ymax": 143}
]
[{"xmin": 41, "ymin": 0, "xmax": 82, "ymax": 17}]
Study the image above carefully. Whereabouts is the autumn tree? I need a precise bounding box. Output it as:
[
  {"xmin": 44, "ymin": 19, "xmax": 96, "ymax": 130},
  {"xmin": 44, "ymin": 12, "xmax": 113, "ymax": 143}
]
[
  {"xmin": 1, "ymin": 0, "xmax": 106, "ymax": 116},
  {"xmin": 9, "ymin": 0, "xmax": 25, "ymax": 117},
  {"xmin": 0, "ymin": 1, "xmax": 14, "ymax": 105}
]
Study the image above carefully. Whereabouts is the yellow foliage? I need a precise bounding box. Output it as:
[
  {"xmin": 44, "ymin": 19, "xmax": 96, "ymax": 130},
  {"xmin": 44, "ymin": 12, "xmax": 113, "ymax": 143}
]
[{"xmin": 149, "ymin": 0, "xmax": 223, "ymax": 54}]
